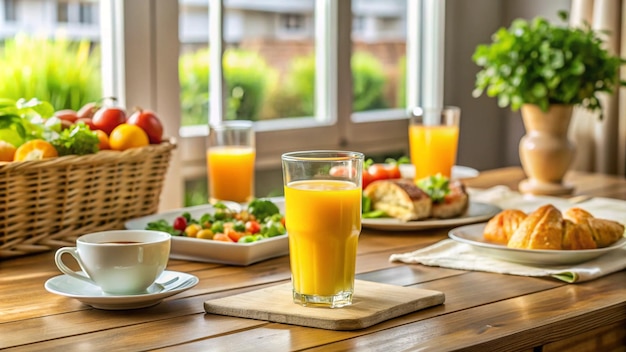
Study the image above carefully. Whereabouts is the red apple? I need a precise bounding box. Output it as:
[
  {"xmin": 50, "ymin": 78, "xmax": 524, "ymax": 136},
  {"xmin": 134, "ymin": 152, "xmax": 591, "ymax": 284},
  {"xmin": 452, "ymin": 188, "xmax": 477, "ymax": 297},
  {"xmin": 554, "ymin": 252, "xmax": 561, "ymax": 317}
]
[
  {"xmin": 54, "ymin": 109, "xmax": 78, "ymax": 123},
  {"xmin": 92, "ymin": 106, "xmax": 127, "ymax": 135},
  {"xmin": 77, "ymin": 102, "xmax": 99, "ymax": 120},
  {"xmin": 127, "ymin": 109, "xmax": 164, "ymax": 144}
]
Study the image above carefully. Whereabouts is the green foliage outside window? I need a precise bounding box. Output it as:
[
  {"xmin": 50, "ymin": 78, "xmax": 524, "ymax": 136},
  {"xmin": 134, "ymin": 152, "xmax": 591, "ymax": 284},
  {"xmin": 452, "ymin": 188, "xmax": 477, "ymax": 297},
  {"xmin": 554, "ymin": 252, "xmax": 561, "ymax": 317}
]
[
  {"xmin": 0, "ymin": 34, "xmax": 101, "ymax": 111},
  {"xmin": 352, "ymin": 51, "xmax": 387, "ymax": 111},
  {"xmin": 179, "ymin": 48, "xmax": 277, "ymax": 125},
  {"xmin": 267, "ymin": 51, "xmax": 389, "ymax": 117},
  {"xmin": 179, "ymin": 49, "xmax": 391, "ymax": 123}
]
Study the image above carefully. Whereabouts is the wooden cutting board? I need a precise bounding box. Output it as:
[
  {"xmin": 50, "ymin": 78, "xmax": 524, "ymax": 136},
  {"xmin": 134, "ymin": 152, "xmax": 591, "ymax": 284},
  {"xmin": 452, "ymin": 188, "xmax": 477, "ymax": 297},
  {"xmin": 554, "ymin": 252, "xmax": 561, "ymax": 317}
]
[{"xmin": 204, "ymin": 280, "xmax": 445, "ymax": 330}]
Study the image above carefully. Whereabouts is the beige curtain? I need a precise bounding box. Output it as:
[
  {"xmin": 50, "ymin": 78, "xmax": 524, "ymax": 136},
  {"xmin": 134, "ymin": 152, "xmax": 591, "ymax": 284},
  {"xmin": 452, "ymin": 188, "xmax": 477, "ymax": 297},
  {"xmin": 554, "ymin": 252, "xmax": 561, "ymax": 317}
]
[{"xmin": 569, "ymin": 0, "xmax": 625, "ymax": 175}]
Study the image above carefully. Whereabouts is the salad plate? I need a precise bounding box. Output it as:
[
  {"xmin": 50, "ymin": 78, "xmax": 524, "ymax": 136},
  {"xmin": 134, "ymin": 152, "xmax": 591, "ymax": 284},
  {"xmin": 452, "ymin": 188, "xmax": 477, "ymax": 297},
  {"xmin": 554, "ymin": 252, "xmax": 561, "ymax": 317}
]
[
  {"xmin": 361, "ymin": 202, "xmax": 501, "ymax": 231},
  {"xmin": 44, "ymin": 270, "xmax": 199, "ymax": 310},
  {"xmin": 449, "ymin": 222, "xmax": 626, "ymax": 265},
  {"xmin": 125, "ymin": 199, "xmax": 288, "ymax": 266}
]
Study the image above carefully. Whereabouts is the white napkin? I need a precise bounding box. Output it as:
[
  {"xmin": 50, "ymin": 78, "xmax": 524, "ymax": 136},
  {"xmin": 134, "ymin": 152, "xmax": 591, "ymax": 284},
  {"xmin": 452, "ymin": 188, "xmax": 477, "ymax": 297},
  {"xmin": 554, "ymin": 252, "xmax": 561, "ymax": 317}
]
[
  {"xmin": 389, "ymin": 186, "xmax": 626, "ymax": 283},
  {"xmin": 390, "ymin": 239, "xmax": 626, "ymax": 283}
]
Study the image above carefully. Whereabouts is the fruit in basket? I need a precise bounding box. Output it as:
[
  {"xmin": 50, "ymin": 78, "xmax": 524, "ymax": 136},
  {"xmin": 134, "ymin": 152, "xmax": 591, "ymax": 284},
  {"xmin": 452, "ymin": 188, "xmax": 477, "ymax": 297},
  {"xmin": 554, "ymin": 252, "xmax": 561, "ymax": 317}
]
[
  {"xmin": 127, "ymin": 109, "xmax": 164, "ymax": 144},
  {"xmin": 13, "ymin": 140, "xmax": 58, "ymax": 161},
  {"xmin": 92, "ymin": 106, "xmax": 127, "ymax": 134},
  {"xmin": 76, "ymin": 117, "xmax": 97, "ymax": 131},
  {"xmin": 0, "ymin": 141, "xmax": 17, "ymax": 161},
  {"xmin": 95, "ymin": 130, "xmax": 110, "ymax": 150},
  {"xmin": 109, "ymin": 124, "xmax": 149, "ymax": 150},
  {"xmin": 54, "ymin": 109, "xmax": 79, "ymax": 123},
  {"xmin": 77, "ymin": 102, "xmax": 99, "ymax": 120}
]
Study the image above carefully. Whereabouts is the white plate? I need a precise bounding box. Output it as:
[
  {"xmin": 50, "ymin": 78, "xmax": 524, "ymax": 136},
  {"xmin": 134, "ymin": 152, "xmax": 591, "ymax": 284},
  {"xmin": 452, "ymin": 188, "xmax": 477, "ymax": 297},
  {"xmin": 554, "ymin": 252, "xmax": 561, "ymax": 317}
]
[
  {"xmin": 399, "ymin": 164, "xmax": 480, "ymax": 180},
  {"xmin": 44, "ymin": 270, "xmax": 199, "ymax": 310},
  {"xmin": 361, "ymin": 202, "xmax": 501, "ymax": 231},
  {"xmin": 449, "ymin": 223, "xmax": 626, "ymax": 265},
  {"xmin": 125, "ymin": 199, "xmax": 288, "ymax": 266}
]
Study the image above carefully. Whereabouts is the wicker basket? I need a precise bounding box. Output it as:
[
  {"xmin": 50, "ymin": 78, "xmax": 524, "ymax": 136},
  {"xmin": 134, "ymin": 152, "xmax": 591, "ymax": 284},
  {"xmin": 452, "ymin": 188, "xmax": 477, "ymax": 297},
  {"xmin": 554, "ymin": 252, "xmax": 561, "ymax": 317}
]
[{"xmin": 0, "ymin": 139, "xmax": 176, "ymax": 259}]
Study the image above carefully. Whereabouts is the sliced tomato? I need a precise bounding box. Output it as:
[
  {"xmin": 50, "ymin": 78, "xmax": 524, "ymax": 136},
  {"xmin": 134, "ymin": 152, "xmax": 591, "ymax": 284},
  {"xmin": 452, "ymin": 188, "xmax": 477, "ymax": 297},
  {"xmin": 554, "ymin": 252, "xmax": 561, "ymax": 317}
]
[
  {"xmin": 367, "ymin": 164, "xmax": 390, "ymax": 182},
  {"xmin": 383, "ymin": 164, "xmax": 402, "ymax": 179},
  {"xmin": 245, "ymin": 220, "xmax": 261, "ymax": 234}
]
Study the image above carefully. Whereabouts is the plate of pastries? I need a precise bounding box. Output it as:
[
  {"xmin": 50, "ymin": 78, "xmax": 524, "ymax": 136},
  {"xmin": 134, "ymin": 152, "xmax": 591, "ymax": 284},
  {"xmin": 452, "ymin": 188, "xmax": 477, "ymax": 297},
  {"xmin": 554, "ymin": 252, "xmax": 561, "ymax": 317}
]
[
  {"xmin": 361, "ymin": 177, "xmax": 501, "ymax": 231},
  {"xmin": 449, "ymin": 204, "xmax": 626, "ymax": 265}
]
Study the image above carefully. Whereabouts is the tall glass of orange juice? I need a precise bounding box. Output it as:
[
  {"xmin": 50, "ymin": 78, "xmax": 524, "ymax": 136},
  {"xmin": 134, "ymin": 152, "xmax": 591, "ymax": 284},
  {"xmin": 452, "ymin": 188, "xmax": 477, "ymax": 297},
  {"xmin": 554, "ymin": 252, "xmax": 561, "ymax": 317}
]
[
  {"xmin": 281, "ymin": 151, "xmax": 364, "ymax": 308},
  {"xmin": 207, "ymin": 121, "xmax": 255, "ymax": 203},
  {"xmin": 408, "ymin": 106, "xmax": 460, "ymax": 180}
]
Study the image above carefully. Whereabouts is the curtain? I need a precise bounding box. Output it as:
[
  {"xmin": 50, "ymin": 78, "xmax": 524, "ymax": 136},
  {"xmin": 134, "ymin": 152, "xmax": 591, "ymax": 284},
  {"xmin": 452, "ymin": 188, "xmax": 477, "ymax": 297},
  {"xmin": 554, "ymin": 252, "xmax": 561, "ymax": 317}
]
[{"xmin": 569, "ymin": 0, "xmax": 625, "ymax": 175}]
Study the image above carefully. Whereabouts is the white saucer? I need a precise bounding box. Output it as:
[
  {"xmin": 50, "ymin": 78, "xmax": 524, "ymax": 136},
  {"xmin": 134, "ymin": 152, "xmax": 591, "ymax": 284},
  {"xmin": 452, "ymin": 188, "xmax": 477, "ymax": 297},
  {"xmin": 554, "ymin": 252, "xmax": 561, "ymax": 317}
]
[{"xmin": 44, "ymin": 270, "xmax": 199, "ymax": 310}]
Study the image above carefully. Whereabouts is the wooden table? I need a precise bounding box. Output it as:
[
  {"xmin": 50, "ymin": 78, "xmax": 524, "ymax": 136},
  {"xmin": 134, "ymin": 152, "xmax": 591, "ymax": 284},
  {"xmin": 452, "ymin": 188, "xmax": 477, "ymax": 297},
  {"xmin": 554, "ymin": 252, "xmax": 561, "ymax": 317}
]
[{"xmin": 2, "ymin": 167, "xmax": 625, "ymax": 351}]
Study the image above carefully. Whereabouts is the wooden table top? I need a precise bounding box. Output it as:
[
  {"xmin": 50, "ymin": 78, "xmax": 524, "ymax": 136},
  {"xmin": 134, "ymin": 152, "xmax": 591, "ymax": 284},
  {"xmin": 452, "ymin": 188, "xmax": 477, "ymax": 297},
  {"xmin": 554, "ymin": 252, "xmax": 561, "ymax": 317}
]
[{"xmin": 2, "ymin": 167, "xmax": 625, "ymax": 351}]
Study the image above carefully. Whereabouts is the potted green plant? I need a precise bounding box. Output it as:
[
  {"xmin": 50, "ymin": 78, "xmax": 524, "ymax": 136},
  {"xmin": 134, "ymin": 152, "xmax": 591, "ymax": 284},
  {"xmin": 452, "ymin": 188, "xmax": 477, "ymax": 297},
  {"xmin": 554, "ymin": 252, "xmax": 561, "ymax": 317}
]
[{"xmin": 472, "ymin": 11, "xmax": 625, "ymax": 195}]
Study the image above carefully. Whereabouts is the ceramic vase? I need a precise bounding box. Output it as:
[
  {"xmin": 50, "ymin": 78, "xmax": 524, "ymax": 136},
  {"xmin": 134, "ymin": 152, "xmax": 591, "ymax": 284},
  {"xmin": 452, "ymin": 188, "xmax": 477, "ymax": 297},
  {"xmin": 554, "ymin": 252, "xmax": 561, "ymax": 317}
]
[{"xmin": 518, "ymin": 104, "xmax": 575, "ymax": 195}]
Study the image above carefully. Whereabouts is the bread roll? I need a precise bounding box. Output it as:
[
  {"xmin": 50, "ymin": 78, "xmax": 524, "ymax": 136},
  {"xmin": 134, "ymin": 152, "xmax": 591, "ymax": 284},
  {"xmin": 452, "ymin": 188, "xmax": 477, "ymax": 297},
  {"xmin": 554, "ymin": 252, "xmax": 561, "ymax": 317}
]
[
  {"xmin": 430, "ymin": 180, "xmax": 470, "ymax": 219},
  {"xmin": 364, "ymin": 179, "xmax": 431, "ymax": 221}
]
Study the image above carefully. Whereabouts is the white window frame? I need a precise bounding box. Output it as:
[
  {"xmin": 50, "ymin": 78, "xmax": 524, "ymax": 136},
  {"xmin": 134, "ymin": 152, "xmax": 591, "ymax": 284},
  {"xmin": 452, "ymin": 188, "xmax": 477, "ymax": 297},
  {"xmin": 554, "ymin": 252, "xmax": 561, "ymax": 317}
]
[{"xmin": 100, "ymin": 0, "xmax": 445, "ymax": 210}]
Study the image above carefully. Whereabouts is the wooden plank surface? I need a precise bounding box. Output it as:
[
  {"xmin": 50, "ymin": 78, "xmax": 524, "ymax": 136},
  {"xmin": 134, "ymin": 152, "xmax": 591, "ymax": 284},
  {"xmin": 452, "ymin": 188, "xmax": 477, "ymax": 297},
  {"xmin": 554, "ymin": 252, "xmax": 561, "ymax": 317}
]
[{"xmin": 204, "ymin": 280, "xmax": 445, "ymax": 330}]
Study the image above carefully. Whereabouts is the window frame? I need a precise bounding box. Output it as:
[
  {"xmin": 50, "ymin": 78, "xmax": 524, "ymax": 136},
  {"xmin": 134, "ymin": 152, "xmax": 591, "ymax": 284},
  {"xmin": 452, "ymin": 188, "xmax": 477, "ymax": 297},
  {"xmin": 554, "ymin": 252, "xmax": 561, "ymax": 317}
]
[{"xmin": 101, "ymin": 0, "xmax": 443, "ymax": 209}]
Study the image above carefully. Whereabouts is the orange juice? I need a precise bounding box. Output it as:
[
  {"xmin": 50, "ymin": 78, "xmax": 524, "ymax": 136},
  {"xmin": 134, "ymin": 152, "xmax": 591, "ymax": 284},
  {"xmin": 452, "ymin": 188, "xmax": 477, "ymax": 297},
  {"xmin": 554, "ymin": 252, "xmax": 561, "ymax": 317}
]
[
  {"xmin": 409, "ymin": 124, "xmax": 459, "ymax": 180},
  {"xmin": 284, "ymin": 179, "xmax": 361, "ymax": 299},
  {"xmin": 207, "ymin": 146, "xmax": 255, "ymax": 203}
]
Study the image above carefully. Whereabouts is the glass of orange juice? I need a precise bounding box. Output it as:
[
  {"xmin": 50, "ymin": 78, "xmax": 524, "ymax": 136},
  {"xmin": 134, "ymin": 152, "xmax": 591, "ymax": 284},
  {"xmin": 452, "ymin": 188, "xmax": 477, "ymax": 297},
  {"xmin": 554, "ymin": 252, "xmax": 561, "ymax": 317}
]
[
  {"xmin": 281, "ymin": 150, "xmax": 364, "ymax": 308},
  {"xmin": 207, "ymin": 120, "xmax": 255, "ymax": 203},
  {"xmin": 408, "ymin": 106, "xmax": 460, "ymax": 181}
]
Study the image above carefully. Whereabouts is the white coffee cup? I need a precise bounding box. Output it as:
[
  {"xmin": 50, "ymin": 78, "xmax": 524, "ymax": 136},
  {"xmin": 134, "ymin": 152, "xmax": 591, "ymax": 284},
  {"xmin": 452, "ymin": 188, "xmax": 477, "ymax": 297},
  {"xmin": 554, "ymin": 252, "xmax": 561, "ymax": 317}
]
[{"xmin": 55, "ymin": 230, "xmax": 171, "ymax": 294}]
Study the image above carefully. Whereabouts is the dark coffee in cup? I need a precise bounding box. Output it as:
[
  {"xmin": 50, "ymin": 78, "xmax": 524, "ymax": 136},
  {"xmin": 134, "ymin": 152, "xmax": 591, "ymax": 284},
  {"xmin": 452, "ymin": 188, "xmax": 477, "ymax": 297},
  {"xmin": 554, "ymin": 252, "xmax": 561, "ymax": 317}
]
[{"xmin": 55, "ymin": 230, "xmax": 171, "ymax": 294}]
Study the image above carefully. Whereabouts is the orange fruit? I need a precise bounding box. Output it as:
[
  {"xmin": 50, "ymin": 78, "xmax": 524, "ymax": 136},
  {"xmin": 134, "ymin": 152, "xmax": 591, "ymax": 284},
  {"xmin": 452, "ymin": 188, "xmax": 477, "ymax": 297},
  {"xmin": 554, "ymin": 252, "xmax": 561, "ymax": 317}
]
[
  {"xmin": 95, "ymin": 130, "xmax": 110, "ymax": 150},
  {"xmin": 0, "ymin": 141, "xmax": 17, "ymax": 162},
  {"xmin": 108, "ymin": 124, "xmax": 149, "ymax": 151},
  {"xmin": 14, "ymin": 140, "xmax": 58, "ymax": 161}
]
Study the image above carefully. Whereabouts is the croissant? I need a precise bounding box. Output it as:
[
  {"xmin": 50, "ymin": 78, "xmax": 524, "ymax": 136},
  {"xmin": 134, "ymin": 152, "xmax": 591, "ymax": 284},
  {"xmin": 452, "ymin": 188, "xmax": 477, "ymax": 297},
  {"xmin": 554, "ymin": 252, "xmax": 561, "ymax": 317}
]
[
  {"xmin": 503, "ymin": 205, "xmax": 625, "ymax": 250},
  {"xmin": 483, "ymin": 209, "xmax": 527, "ymax": 244},
  {"xmin": 561, "ymin": 219, "xmax": 597, "ymax": 250},
  {"xmin": 507, "ymin": 204, "xmax": 563, "ymax": 250},
  {"xmin": 563, "ymin": 208, "xmax": 625, "ymax": 248}
]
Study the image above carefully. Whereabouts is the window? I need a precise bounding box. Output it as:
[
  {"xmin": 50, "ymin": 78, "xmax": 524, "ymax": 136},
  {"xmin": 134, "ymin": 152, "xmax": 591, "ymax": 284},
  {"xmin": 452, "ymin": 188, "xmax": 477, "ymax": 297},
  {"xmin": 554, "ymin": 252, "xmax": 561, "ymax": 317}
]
[
  {"xmin": 351, "ymin": 0, "xmax": 407, "ymax": 115},
  {"xmin": 2, "ymin": 0, "xmax": 439, "ymax": 209},
  {"xmin": 281, "ymin": 13, "xmax": 304, "ymax": 30},
  {"xmin": 4, "ymin": 0, "xmax": 17, "ymax": 22},
  {"xmin": 109, "ymin": 0, "xmax": 439, "ymax": 208},
  {"xmin": 78, "ymin": 2, "xmax": 95, "ymax": 24},
  {"xmin": 57, "ymin": 1, "xmax": 97, "ymax": 25},
  {"xmin": 57, "ymin": 2, "xmax": 69, "ymax": 23}
]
